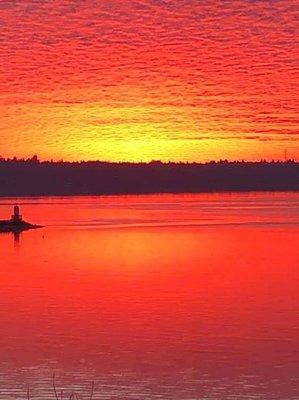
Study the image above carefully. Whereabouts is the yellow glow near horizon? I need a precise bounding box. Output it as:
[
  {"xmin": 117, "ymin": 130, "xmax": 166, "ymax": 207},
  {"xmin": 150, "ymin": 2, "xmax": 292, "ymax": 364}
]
[{"xmin": 0, "ymin": 1, "xmax": 298, "ymax": 162}]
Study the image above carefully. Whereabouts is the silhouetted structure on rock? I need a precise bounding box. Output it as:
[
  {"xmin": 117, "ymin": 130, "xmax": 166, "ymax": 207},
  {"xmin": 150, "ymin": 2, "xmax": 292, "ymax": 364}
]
[{"xmin": 0, "ymin": 205, "xmax": 43, "ymax": 232}]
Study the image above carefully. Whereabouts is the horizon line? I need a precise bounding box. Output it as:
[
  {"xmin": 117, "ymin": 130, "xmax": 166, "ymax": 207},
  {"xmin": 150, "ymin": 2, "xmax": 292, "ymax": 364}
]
[{"xmin": 0, "ymin": 156, "xmax": 297, "ymax": 165}]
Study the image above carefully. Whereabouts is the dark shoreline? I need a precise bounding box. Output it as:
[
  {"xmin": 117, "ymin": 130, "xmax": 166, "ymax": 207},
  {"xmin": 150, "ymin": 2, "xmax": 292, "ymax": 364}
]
[
  {"xmin": 0, "ymin": 159, "xmax": 298, "ymax": 197},
  {"xmin": 0, "ymin": 189, "xmax": 298, "ymax": 199}
]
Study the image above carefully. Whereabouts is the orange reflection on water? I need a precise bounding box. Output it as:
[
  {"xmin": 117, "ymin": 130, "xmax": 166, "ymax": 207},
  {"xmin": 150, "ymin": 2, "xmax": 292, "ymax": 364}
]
[{"xmin": 0, "ymin": 194, "xmax": 298, "ymax": 398}]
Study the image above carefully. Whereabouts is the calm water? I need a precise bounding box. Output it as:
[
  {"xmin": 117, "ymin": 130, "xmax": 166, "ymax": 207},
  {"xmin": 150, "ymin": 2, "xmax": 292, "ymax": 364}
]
[{"xmin": 0, "ymin": 193, "xmax": 298, "ymax": 399}]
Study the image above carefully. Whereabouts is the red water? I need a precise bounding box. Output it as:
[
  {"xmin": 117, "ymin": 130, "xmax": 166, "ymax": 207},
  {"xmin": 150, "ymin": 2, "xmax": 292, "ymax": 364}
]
[{"xmin": 0, "ymin": 193, "xmax": 298, "ymax": 399}]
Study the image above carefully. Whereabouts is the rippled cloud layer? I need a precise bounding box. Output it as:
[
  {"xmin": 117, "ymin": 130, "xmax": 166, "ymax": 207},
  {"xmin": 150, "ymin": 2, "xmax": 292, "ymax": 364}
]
[{"xmin": 0, "ymin": 0, "xmax": 298, "ymax": 161}]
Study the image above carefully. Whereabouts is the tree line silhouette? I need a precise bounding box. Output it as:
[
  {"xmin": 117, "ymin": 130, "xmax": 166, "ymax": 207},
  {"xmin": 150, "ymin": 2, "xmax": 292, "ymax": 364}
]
[{"xmin": 0, "ymin": 156, "xmax": 298, "ymax": 196}]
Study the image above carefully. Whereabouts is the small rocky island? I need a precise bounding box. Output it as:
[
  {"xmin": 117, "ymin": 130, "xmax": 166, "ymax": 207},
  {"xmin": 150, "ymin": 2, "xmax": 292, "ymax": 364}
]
[{"xmin": 0, "ymin": 205, "xmax": 43, "ymax": 232}]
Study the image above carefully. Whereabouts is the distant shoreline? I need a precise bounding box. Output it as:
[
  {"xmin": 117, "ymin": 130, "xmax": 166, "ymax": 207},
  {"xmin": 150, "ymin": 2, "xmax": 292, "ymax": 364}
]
[
  {"xmin": 0, "ymin": 159, "xmax": 298, "ymax": 197},
  {"xmin": 0, "ymin": 189, "xmax": 298, "ymax": 199}
]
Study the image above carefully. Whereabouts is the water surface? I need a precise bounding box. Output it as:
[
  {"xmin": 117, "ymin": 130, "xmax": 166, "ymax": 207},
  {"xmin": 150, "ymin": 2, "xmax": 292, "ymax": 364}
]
[{"xmin": 0, "ymin": 193, "xmax": 298, "ymax": 399}]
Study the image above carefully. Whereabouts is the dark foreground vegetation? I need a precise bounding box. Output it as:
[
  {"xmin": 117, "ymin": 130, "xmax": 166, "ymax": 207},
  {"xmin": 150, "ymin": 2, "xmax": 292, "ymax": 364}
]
[
  {"xmin": 26, "ymin": 374, "xmax": 94, "ymax": 400},
  {"xmin": 0, "ymin": 157, "xmax": 298, "ymax": 196}
]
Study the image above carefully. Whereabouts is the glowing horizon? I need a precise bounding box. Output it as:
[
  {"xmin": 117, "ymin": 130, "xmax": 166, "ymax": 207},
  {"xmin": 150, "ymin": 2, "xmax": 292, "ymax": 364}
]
[{"xmin": 0, "ymin": 1, "xmax": 298, "ymax": 162}]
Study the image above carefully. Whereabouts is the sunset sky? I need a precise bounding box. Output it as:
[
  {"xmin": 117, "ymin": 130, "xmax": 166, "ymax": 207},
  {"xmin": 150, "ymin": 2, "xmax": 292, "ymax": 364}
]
[{"xmin": 0, "ymin": 0, "xmax": 298, "ymax": 162}]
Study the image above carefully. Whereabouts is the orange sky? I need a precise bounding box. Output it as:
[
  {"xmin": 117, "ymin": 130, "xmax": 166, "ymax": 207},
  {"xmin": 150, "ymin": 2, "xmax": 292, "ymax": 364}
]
[{"xmin": 0, "ymin": 0, "xmax": 298, "ymax": 162}]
